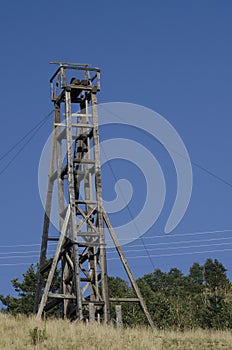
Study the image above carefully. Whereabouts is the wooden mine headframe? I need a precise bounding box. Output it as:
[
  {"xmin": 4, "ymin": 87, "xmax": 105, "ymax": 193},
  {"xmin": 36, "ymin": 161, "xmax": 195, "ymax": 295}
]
[{"xmin": 34, "ymin": 62, "xmax": 155, "ymax": 330}]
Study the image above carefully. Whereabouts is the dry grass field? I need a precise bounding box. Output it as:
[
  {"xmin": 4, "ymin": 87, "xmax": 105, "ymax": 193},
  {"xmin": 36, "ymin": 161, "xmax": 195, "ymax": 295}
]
[{"xmin": 0, "ymin": 313, "xmax": 232, "ymax": 350}]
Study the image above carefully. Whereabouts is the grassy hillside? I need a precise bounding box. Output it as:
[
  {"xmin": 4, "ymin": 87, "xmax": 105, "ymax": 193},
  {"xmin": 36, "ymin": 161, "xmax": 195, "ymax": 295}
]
[{"xmin": 0, "ymin": 313, "xmax": 232, "ymax": 350}]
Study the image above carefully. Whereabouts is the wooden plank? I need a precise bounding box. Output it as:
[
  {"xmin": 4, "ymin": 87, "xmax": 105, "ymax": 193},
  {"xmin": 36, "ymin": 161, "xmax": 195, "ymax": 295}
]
[
  {"xmin": 70, "ymin": 123, "xmax": 94, "ymax": 128},
  {"xmin": 115, "ymin": 305, "xmax": 123, "ymax": 328},
  {"xmin": 48, "ymin": 293, "xmax": 75, "ymax": 300},
  {"xmin": 57, "ymin": 128, "xmax": 76, "ymax": 141},
  {"xmin": 37, "ymin": 206, "xmax": 71, "ymax": 318},
  {"xmin": 103, "ymin": 211, "xmax": 155, "ymax": 332},
  {"xmin": 75, "ymin": 199, "xmax": 97, "ymax": 204},
  {"xmin": 73, "ymin": 158, "xmax": 95, "ymax": 164},
  {"xmin": 91, "ymin": 92, "xmax": 110, "ymax": 323},
  {"xmin": 70, "ymin": 113, "xmax": 92, "ymax": 117},
  {"xmin": 65, "ymin": 89, "xmax": 83, "ymax": 320},
  {"xmin": 110, "ymin": 298, "xmax": 139, "ymax": 302},
  {"xmin": 55, "ymin": 123, "xmax": 93, "ymax": 128},
  {"xmin": 89, "ymin": 303, "xmax": 95, "ymax": 323},
  {"xmin": 34, "ymin": 123, "xmax": 57, "ymax": 312},
  {"xmin": 74, "ymin": 232, "xmax": 99, "ymax": 237},
  {"xmin": 76, "ymin": 206, "xmax": 98, "ymax": 232}
]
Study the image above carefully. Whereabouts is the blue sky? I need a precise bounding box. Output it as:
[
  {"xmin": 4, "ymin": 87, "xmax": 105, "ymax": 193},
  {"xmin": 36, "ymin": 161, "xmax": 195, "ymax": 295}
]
[{"xmin": 1, "ymin": 1, "xmax": 232, "ymax": 297}]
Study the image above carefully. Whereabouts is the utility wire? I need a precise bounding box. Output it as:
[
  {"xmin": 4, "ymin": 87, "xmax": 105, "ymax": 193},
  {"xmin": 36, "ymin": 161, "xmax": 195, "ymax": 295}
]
[
  {"xmin": 0, "ymin": 243, "xmax": 41, "ymax": 248},
  {"xmin": 118, "ymin": 229, "xmax": 232, "ymax": 242},
  {"xmin": 98, "ymin": 104, "xmax": 232, "ymax": 189},
  {"xmin": 116, "ymin": 241, "xmax": 232, "ymax": 254},
  {"xmin": 0, "ymin": 263, "xmax": 38, "ymax": 267},
  {"xmin": 1, "ymin": 238, "xmax": 232, "ymax": 257},
  {"xmin": 109, "ymin": 236, "xmax": 232, "ymax": 250},
  {"xmin": 0, "ymin": 255, "xmax": 39, "ymax": 260},
  {"xmin": 0, "ymin": 249, "xmax": 56, "ymax": 255},
  {"xmin": 0, "ymin": 250, "xmax": 40, "ymax": 255},
  {"xmin": 100, "ymin": 142, "xmax": 157, "ymax": 271},
  {"xmin": 0, "ymin": 110, "xmax": 53, "ymax": 176},
  {"xmin": 107, "ymin": 247, "xmax": 232, "ymax": 261},
  {"xmin": 0, "ymin": 105, "xmax": 231, "ymax": 268},
  {"xmin": 0, "ymin": 229, "xmax": 232, "ymax": 249},
  {"xmin": 1, "ymin": 246, "xmax": 231, "ymax": 267},
  {"xmin": 98, "ymin": 103, "xmax": 232, "ymax": 268},
  {"xmin": 0, "ymin": 236, "xmax": 232, "ymax": 255},
  {"xmin": 0, "ymin": 110, "xmax": 53, "ymax": 163}
]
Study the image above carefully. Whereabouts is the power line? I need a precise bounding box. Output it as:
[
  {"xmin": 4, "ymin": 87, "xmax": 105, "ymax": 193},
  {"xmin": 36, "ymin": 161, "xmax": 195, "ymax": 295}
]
[
  {"xmin": 0, "ymin": 244, "xmax": 40, "ymax": 248},
  {"xmin": 1, "ymin": 247, "xmax": 231, "ymax": 266},
  {"xmin": 0, "ymin": 242, "xmax": 56, "ymax": 248},
  {"xmin": 0, "ymin": 262, "xmax": 37, "ymax": 267},
  {"xmin": 98, "ymin": 104, "xmax": 232, "ymax": 189},
  {"xmin": 108, "ymin": 248, "xmax": 232, "ymax": 260},
  {"xmin": 0, "ymin": 255, "xmax": 39, "ymax": 260},
  {"xmin": 0, "ymin": 238, "xmax": 229, "ymax": 256},
  {"xmin": 0, "ymin": 110, "xmax": 53, "ymax": 163},
  {"xmin": 0, "ymin": 237, "xmax": 231, "ymax": 257},
  {"xmin": 115, "ymin": 241, "xmax": 232, "ymax": 254},
  {"xmin": 0, "ymin": 229, "xmax": 232, "ymax": 249},
  {"xmin": 110, "ymin": 236, "xmax": 232, "ymax": 250},
  {"xmin": 98, "ymin": 103, "xmax": 232, "ymax": 270},
  {"xmin": 0, "ymin": 110, "xmax": 53, "ymax": 176},
  {"xmin": 100, "ymin": 141, "xmax": 156, "ymax": 271},
  {"xmin": 1, "ymin": 241, "xmax": 232, "ymax": 261},
  {"xmin": 0, "ymin": 236, "xmax": 231, "ymax": 255},
  {"xmin": 117, "ymin": 229, "xmax": 232, "ymax": 242},
  {"xmin": 0, "ymin": 249, "xmax": 56, "ymax": 255},
  {"xmin": 0, "ymin": 250, "xmax": 40, "ymax": 255}
]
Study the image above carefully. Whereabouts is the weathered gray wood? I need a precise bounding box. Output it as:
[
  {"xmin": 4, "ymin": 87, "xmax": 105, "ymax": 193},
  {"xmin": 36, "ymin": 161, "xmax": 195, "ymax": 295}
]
[
  {"xmin": 89, "ymin": 303, "xmax": 95, "ymax": 323},
  {"xmin": 34, "ymin": 121, "xmax": 57, "ymax": 313},
  {"xmin": 54, "ymin": 102, "xmax": 68, "ymax": 315},
  {"xmin": 48, "ymin": 293, "xmax": 75, "ymax": 299},
  {"xmin": 37, "ymin": 62, "xmax": 152, "ymax": 328},
  {"xmin": 92, "ymin": 92, "xmax": 110, "ymax": 323},
  {"xmin": 65, "ymin": 89, "xmax": 83, "ymax": 320},
  {"xmin": 110, "ymin": 298, "xmax": 139, "ymax": 302},
  {"xmin": 37, "ymin": 63, "xmax": 104, "ymax": 322},
  {"xmin": 54, "ymin": 123, "xmax": 93, "ymax": 128},
  {"xmin": 115, "ymin": 305, "xmax": 123, "ymax": 328},
  {"xmin": 57, "ymin": 128, "xmax": 76, "ymax": 141},
  {"xmin": 37, "ymin": 206, "xmax": 71, "ymax": 318},
  {"xmin": 76, "ymin": 206, "xmax": 98, "ymax": 233},
  {"xmin": 103, "ymin": 212, "xmax": 155, "ymax": 332}
]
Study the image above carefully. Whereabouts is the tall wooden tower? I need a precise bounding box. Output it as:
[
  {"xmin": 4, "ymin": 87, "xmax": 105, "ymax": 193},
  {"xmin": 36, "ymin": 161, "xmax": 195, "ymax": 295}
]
[{"xmin": 35, "ymin": 62, "xmax": 154, "ymax": 330}]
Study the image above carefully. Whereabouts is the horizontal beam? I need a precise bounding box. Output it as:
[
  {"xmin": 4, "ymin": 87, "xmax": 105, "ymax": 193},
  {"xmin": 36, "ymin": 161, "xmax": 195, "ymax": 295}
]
[
  {"xmin": 73, "ymin": 158, "xmax": 95, "ymax": 164},
  {"xmin": 109, "ymin": 298, "xmax": 140, "ymax": 303},
  {"xmin": 48, "ymin": 292, "xmax": 75, "ymax": 300},
  {"xmin": 54, "ymin": 123, "xmax": 93, "ymax": 128},
  {"xmin": 47, "ymin": 293, "xmax": 105, "ymax": 306}
]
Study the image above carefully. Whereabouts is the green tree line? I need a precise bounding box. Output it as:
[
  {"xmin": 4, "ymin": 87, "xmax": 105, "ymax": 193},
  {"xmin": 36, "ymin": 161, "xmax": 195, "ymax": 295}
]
[{"xmin": 1, "ymin": 258, "xmax": 232, "ymax": 329}]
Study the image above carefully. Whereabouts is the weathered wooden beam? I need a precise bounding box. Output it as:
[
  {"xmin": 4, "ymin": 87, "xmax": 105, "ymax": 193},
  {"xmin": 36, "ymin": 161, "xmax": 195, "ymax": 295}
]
[
  {"xmin": 115, "ymin": 305, "xmax": 123, "ymax": 328},
  {"xmin": 34, "ymin": 125, "xmax": 57, "ymax": 313},
  {"xmin": 103, "ymin": 212, "xmax": 155, "ymax": 332},
  {"xmin": 89, "ymin": 303, "xmax": 95, "ymax": 323},
  {"xmin": 110, "ymin": 298, "xmax": 139, "ymax": 302},
  {"xmin": 37, "ymin": 206, "xmax": 71, "ymax": 318}
]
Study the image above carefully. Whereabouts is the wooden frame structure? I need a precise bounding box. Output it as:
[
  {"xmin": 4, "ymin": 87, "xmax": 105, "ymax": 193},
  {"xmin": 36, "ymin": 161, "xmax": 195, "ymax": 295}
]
[{"xmin": 34, "ymin": 62, "xmax": 155, "ymax": 330}]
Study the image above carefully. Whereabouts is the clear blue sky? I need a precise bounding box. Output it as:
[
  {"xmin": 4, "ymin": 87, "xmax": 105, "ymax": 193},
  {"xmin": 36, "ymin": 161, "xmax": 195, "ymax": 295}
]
[{"xmin": 0, "ymin": 1, "xmax": 232, "ymax": 298}]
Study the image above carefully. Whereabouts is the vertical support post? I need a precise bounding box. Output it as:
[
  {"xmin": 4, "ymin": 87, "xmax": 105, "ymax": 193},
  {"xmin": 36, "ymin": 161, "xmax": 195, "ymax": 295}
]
[
  {"xmin": 65, "ymin": 89, "xmax": 83, "ymax": 320},
  {"xmin": 92, "ymin": 92, "xmax": 110, "ymax": 323},
  {"xmin": 37, "ymin": 206, "xmax": 71, "ymax": 318},
  {"xmin": 115, "ymin": 305, "xmax": 123, "ymax": 328},
  {"xmin": 103, "ymin": 212, "xmax": 155, "ymax": 331},
  {"xmin": 89, "ymin": 303, "xmax": 95, "ymax": 323},
  {"xmin": 34, "ymin": 122, "xmax": 56, "ymax": 312}
]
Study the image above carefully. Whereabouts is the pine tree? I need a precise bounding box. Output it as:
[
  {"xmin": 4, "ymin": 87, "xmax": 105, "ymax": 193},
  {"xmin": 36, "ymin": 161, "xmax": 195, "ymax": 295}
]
[{"xmin": 0, "ymin": 262, "xmax": 60, "ymax": 315}]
